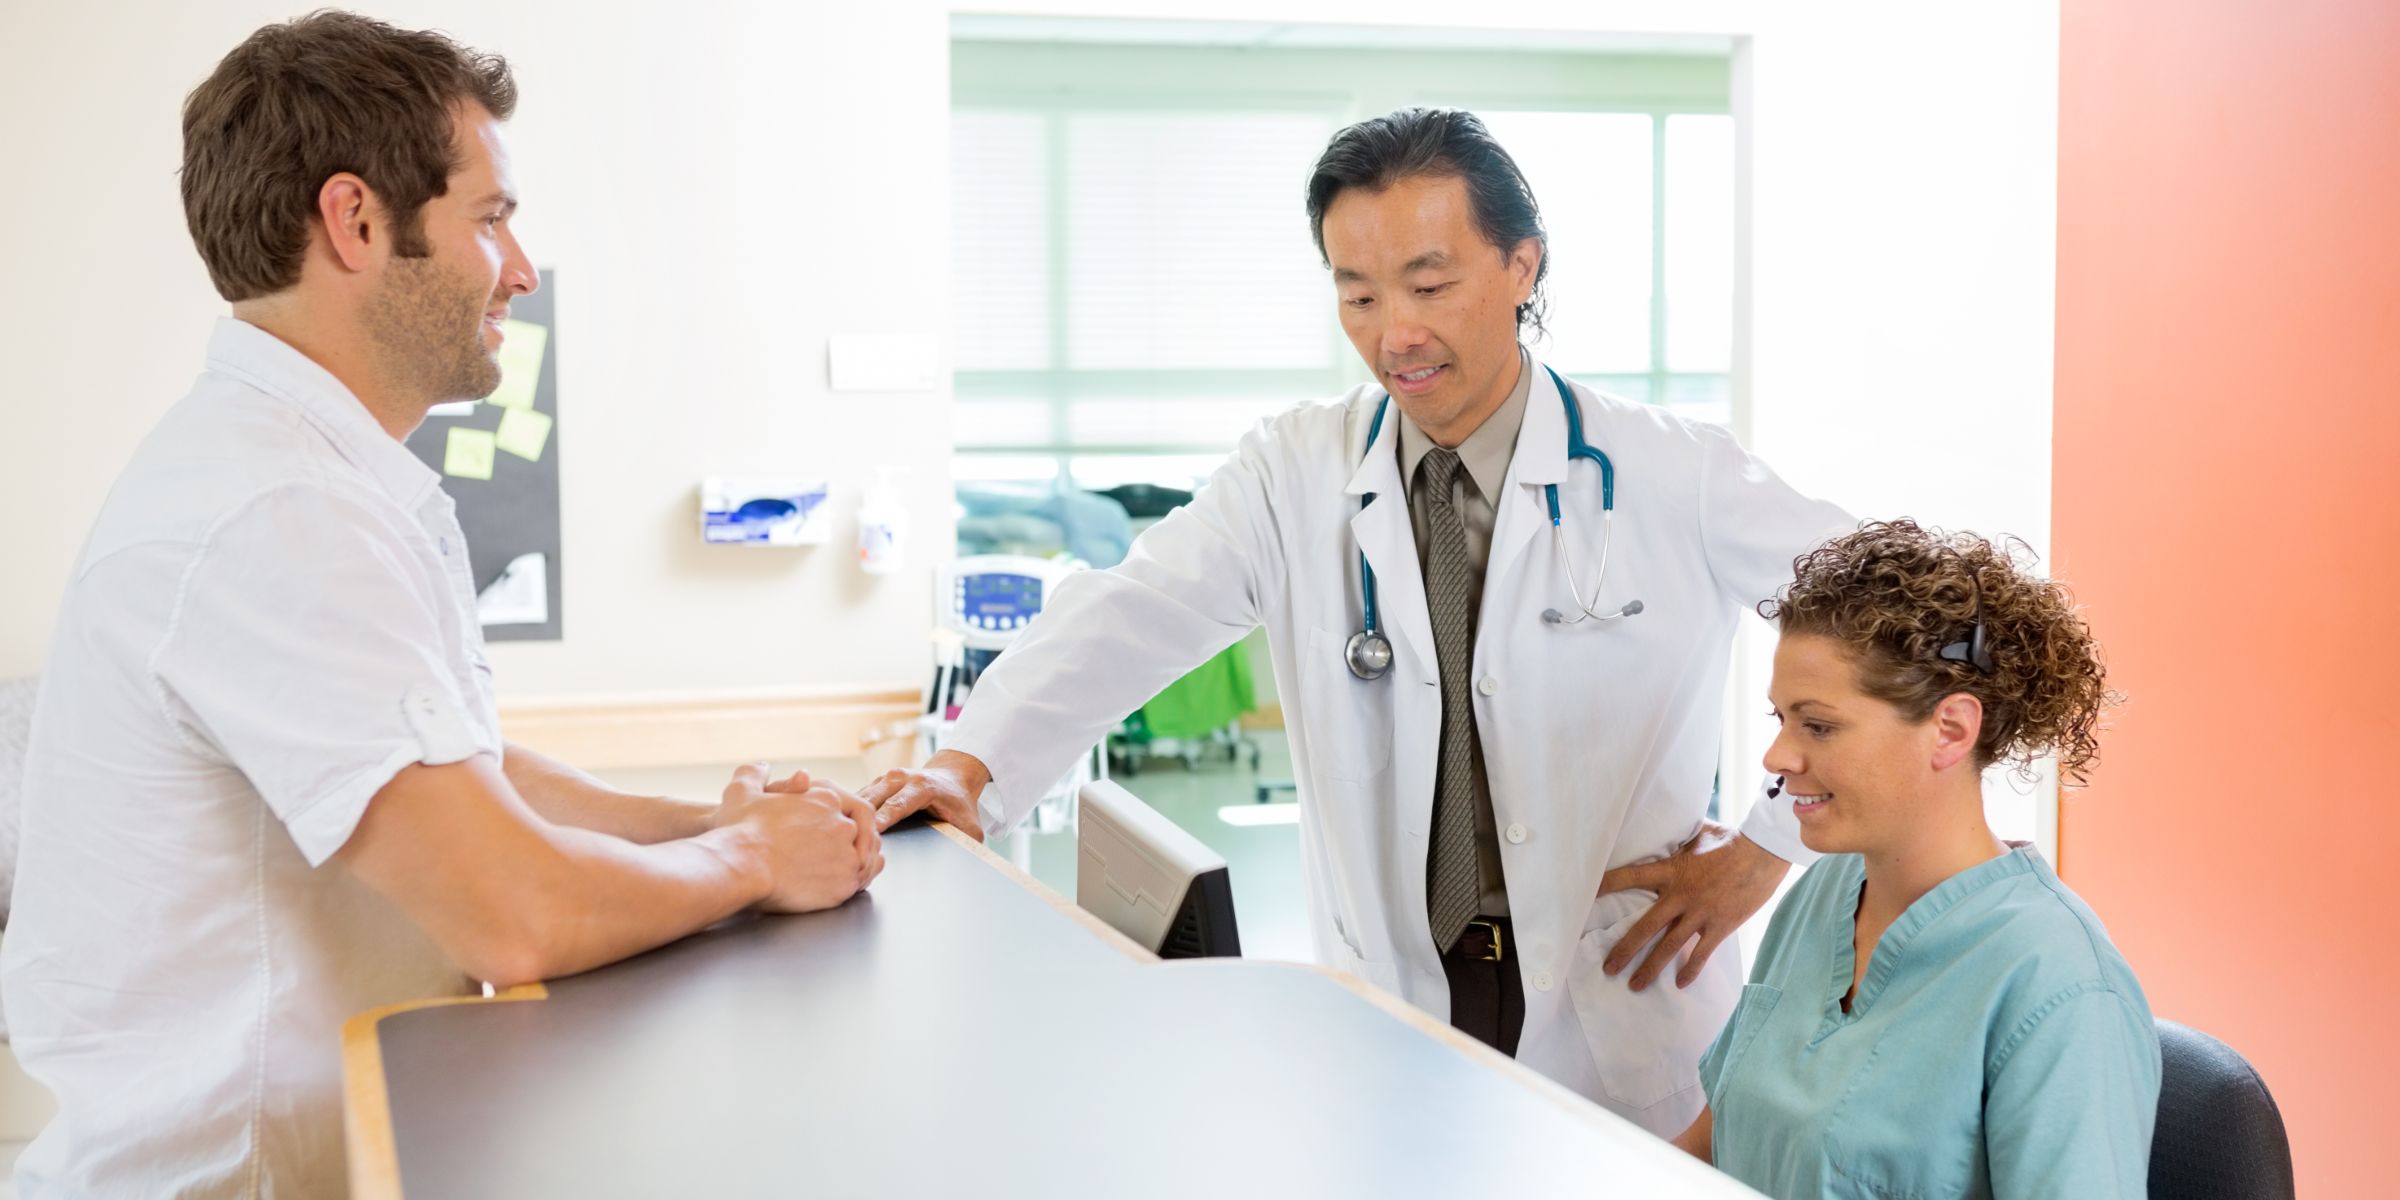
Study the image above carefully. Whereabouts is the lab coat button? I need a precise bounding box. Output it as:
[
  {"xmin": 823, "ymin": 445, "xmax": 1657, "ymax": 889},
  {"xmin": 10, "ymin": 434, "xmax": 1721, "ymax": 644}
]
[
  {"xmin": 1476, "ymin": 676, "xmax": 1498, "ymax": 696},
  {"xmin": 1533, "ymin": 970, "xmax": 1554, "ymax": 992},
  {"xmin": 1505, "ymin": 823, "xmax": 1528, "ymax": 845}
]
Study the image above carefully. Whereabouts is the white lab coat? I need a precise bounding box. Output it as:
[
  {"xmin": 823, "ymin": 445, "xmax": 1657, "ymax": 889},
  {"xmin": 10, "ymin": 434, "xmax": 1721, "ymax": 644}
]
[{"xmin": 947, "ymin": 359, "xmax": 1853, "ymax": 1134}]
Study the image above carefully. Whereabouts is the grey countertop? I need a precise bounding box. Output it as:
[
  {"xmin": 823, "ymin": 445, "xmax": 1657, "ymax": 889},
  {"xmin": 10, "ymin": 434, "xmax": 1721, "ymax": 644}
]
[{"xmin": 365, "ymin": 823, "xmax": 1754, "ymax": 1198}]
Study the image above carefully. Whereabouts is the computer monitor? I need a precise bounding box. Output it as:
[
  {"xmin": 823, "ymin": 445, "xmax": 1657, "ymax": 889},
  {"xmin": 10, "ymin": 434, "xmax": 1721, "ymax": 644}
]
[{"xmin": 1075, "ymin": 781, "xmax": 1240, "ymax": 959}]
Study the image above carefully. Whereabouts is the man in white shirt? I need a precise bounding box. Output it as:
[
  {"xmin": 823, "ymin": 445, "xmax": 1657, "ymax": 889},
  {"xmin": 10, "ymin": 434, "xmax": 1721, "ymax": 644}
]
[{"xmin": 2, "ymin": 13, "xmax": 880, "ymax": 1196}]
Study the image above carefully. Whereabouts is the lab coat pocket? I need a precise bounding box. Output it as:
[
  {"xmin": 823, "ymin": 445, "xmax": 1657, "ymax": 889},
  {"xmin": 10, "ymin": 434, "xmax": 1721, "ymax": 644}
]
[
  {"xmin": 1566, "ymin": 890, "xmax": 1743, "ymax": 1112},
  {"xmin": 1297, "ymin": 627, "xmax": 1394, "ymax": 783},
  {"xmin": 1333, "ymin": 944, "xmax": 1406, "ymax": 999}
]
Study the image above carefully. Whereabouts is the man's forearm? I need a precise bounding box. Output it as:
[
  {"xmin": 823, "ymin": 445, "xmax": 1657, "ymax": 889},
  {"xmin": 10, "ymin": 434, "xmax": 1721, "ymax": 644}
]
[
  {"xmin": 338, "ymin": 756, "xmax": 772, "ymax": 988},
  {"xmin": 470, "ymin": 824, "xmax": 772, "ymax": 985},
  {"xmin": 502, "ymin": 743, "xmax": 714, "ymax": 844}
]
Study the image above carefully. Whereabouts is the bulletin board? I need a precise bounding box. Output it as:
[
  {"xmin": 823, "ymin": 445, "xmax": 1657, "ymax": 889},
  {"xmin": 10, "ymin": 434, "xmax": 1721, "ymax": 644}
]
[{"xmin": 403, "ymin": 268, "xmax": 563, "ymax": 642}]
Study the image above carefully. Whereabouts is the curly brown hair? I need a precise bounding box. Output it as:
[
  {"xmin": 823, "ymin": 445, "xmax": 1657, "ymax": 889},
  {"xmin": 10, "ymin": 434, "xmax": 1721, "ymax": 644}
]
[{"xmin": 1759, "ymin": 520, "xmax": 2119, "ymax": 787}]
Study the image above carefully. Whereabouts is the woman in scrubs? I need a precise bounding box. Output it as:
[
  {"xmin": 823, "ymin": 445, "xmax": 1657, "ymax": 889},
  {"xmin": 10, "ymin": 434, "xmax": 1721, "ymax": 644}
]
[{"xmin": 1675, "ymin": 521, "xmax": 2159, "ymax": 1198}]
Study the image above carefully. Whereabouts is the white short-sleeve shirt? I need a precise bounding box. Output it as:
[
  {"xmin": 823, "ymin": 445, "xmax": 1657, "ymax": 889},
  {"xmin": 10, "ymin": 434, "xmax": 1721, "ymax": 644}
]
[{"xmin": 2, "ymin": 318, "xmax": 496, "ymax": 1198}]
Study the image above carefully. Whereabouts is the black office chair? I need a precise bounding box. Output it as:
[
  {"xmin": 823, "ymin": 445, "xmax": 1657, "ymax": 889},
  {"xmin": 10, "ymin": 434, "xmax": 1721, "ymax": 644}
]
[{"xmin": 2149, "ymin": 1019, "xmax": 2295, "ymax": 1200}]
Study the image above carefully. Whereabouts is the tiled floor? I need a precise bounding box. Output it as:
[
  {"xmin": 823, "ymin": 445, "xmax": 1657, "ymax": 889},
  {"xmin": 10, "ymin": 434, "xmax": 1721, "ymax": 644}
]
[{"xmin": 600, "ymin": 730, "xmax": 1315, "ymax": 961}]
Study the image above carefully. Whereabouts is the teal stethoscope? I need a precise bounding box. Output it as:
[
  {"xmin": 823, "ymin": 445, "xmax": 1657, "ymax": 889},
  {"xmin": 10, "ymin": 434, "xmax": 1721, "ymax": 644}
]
[{"xmin": 1345, "ymin": 365, "xmax": 1644, "ymax": 681}]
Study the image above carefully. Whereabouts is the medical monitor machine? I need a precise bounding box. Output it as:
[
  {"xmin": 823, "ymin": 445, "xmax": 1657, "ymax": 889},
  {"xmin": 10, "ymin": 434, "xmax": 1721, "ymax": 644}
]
[
  {"xmin": 1076, "ymin": 782, "xmax": 1240, "ymax": 959},
  {"xmin": 918, "ymin": 555, "xmax": 1097, "ymax": 832}
]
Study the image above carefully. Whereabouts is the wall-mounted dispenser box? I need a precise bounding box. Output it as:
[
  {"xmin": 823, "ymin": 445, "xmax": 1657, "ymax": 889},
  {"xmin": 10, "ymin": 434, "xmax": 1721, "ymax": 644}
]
[{"xmin": 700, "ymin": 477, "xmax": 832, "ymax": 546}]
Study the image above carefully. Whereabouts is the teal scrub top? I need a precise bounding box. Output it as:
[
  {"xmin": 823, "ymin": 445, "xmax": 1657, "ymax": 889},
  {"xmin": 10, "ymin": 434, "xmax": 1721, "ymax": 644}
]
[{"xmin": 1699, "ymin": 846, "xmax": 2160, "ymax": 1199}]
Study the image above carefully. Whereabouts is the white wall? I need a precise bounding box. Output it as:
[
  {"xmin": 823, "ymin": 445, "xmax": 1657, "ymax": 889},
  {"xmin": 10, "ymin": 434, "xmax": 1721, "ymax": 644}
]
[
  {"xmin": 2, "ymin": 1, "xmax": 2055, "ymax": 744},
  {"xmin": 1729, "ymin": 4, "xmax": 2061, "ymax": 849},
  {"xmin": 0, "ymin": 0, "xmax": 958, "ymax": 700}
]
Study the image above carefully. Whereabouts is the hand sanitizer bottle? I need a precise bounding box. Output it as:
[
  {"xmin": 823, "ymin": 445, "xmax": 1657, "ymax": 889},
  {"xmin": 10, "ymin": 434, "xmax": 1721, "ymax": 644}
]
[{"xmin": 857, "ymin": 466, "xmax": 907, "ymax": 575}]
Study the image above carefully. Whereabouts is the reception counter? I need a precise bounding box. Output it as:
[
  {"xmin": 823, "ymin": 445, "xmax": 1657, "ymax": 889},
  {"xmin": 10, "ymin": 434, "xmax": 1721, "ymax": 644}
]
[{"xmin": 343, "ymin": 822, "xmax": 1756, "ymax": 1197}]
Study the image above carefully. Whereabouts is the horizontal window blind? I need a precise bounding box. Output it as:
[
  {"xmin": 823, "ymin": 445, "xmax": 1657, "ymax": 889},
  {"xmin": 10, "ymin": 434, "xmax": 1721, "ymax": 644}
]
[{"xmin": 952, "ymin": 47, "xmax": 1735, "ymax": 488}]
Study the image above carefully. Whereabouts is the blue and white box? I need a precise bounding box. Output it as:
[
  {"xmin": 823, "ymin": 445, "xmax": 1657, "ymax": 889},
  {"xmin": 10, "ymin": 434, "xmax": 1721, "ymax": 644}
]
[{"xmin": 701, "ymin": 477, "xmax": 833, "ymax": 546}]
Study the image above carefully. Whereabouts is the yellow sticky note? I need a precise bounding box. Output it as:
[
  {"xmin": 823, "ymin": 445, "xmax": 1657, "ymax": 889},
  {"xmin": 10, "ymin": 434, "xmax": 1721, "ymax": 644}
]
[
  {"xmin": 495, "ymin": 405, "xmax": 553, "ymax": 462},
  {"xmin": 444, "ymin": 426, "xmax": 497, "ymax": 480},
  {"xmin": 484, "ymin": 319, "xmax": 549, "ymax": 411}
]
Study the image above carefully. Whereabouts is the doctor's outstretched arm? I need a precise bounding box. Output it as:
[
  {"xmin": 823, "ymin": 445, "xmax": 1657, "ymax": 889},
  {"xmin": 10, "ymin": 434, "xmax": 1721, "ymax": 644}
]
[{"xmin": 866, "ymin": 425, "xmax": 1288, "ymax": 839}]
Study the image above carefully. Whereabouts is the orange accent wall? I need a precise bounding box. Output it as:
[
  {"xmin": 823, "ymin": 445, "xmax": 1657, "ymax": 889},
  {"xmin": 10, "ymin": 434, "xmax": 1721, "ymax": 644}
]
[{"xmin": 2055, "ymin": 2, "xmax": 2400, "ymax": 1196}]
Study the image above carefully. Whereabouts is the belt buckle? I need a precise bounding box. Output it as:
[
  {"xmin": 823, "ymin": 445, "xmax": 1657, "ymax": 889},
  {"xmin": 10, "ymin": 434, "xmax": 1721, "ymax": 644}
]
[{"xmin": 1466, "ymin": 917, "xmax": 1505, "ymax": 963}]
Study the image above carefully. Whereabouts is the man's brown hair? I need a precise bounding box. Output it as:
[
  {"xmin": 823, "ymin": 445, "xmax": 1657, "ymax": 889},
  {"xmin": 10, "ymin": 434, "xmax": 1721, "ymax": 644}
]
[{"xmin": 180, "ymin": 9, "xmax": 516, "ymax": 302}]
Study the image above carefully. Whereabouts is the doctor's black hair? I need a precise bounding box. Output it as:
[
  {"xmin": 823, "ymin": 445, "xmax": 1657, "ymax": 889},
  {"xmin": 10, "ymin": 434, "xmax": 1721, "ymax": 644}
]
[{"xmin": 1306, "ymin": 107, "xmax": 1551, "ymax": 338}]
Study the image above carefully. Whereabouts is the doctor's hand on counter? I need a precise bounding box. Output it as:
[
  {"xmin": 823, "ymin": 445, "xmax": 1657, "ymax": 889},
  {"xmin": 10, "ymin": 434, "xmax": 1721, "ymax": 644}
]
[
  {"xmin": 1596, "ymin": 822, "xmax": 1790, "ymax": 992},
  {"xmin": 715, "ymin": 764, "xmax": 885, "ymax": 912},
  {"xmin": 861, "ymin": 750, "xmax": 993, "ymax": 841}
]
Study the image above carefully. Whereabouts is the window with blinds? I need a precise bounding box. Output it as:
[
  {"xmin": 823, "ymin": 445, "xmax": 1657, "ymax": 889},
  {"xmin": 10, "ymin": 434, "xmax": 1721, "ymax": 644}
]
[{"xmin": 951, "ymin": 44, "xmax": 1734, "ymax": 488}]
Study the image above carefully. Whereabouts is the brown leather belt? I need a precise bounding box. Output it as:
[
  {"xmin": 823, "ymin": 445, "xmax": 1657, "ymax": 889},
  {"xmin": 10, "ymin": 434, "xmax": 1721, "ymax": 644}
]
[{"xmin": 1450, "ymin": 916, "xmax": 1508, "ymax": 964}]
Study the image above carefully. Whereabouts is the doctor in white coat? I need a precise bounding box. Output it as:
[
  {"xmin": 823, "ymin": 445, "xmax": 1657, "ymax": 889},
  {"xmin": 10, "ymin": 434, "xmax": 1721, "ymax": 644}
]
[{"xmin": 870, "ymin": 108, "xmax": 1852, "ymax": 1136}]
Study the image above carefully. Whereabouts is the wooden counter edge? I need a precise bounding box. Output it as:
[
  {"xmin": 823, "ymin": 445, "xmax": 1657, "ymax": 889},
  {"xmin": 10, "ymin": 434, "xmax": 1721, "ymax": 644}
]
[
  {"xmin": 342, "ymin": 982, "xmax": 549, "ymax": 1200},
  {"xmin": 334, "ymin": 820, "xmax": 1114, "ymax": 1199}
]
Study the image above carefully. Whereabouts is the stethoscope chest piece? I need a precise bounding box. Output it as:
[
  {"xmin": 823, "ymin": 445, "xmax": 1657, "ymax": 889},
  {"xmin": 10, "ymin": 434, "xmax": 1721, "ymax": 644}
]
[
  {"xmin": 1344, "ymin": 365, "xmax": 1634, "ymax": 682},
  {"xmin": 1344, "ymin": 629, "xmax": 1394, "ymax": 680}
]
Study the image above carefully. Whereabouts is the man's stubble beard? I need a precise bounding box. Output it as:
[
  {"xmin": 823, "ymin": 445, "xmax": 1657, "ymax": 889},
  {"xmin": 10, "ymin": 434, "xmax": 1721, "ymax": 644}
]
[{"xmin": 365, "ymin": 254, "xmax": 501, "ymax": 411}]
